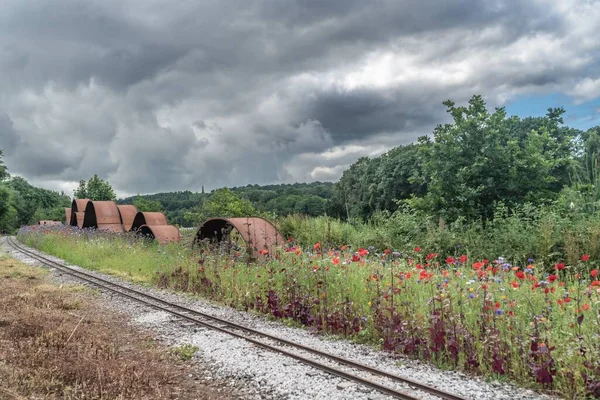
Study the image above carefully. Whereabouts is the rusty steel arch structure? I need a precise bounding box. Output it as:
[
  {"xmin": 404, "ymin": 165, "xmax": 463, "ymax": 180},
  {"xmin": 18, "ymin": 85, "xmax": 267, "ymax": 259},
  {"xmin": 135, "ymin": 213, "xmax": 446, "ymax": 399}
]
[
  {"xmin": 65, "ymin": 208, "xmax": 72, "ymax": 225},
  {"xmin": 70, "ymin": 199, "xmax": 90, "ymax": 228},
  {"xmin": 131, "ymin": 212, "xmax": 168, "ymax": 231},
  {"xmin": 117, "ymin": 205, "xmax": 138, "ymax": 232},
  {"xmin": 39, "ymin": 220, "xmax": 61, "ymax": 226},
  {"xmin": 137, "ymin": 225, "xmax": 181, "ymax": 244},
  {"xmin": 83, "ymin": 201, "xmax": 124, "ymax": 233},
  {"xmin": 194, "ymin": 217, "xmax": 285, "ymax": 257}
]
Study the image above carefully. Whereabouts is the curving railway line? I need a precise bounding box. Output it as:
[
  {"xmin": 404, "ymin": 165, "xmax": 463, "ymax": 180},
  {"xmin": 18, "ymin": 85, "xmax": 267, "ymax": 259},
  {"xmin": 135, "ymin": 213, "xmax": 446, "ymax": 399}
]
[{"xmin": 5, "ymin": 236, "xmax": 468, "ymax": 400}]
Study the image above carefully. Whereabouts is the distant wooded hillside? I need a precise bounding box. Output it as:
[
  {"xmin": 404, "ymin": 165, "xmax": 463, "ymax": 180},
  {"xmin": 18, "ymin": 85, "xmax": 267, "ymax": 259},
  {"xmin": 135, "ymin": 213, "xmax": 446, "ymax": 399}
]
[{"xmin": 117, "ymin": 182, "xmax": 335, "ymax": 226}]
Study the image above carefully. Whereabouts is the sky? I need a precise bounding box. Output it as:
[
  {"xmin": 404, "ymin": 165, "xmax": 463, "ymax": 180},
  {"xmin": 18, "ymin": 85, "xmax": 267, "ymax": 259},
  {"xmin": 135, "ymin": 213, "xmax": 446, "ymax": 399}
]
[{"xmin": 1, "ymin": 0, "xmax": 600, "ymax": 198}]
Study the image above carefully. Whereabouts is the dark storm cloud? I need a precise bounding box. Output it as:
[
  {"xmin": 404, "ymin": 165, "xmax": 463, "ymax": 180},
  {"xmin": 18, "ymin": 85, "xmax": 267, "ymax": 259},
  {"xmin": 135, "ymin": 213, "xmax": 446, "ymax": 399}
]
[
  {"xmin": 0, "ymin": 0, "xmax": 598, "ymax": 196},
  {"xmin": 0, "ymin": 112, "xmax": 19, "ymax": 153}
]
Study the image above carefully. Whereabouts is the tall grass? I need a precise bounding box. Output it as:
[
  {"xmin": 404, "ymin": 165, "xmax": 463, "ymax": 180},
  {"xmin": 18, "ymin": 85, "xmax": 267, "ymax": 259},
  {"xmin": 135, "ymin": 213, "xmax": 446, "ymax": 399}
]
[{"xmin": 276, "ymin": 203, "xmax": 600, "ymax": 269}]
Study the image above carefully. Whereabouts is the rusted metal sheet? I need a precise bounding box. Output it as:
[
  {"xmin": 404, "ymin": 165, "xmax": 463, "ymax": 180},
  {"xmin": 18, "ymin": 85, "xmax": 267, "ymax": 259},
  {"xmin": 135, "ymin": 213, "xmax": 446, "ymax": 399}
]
[
  {"xmin": 65, "ymin": 208, "xmax": 71, "ymax": 225},
  {"xmin": 38, "ymin": 220, "xmax": 61, "ymax": 226},
  {"xmin": 138, "ymin": 225, "xmax": 181, "ymax": 244},
  {"xmin": 70, "ymin": 199, "xmax": 90, "ymax": 228},
  {"xmin": 195, "ymin": 217, "xmax": 284, "ymax": 257},
  {"xmin": 83, "ymin": 201, "xmax": 124, "ymax": 233},
  {"xmin": 131, "ymin": 212, "xmax": 168, "ymax": 231},
  {"xmin": 117, "ymin": 205, "xmax": 138, "ymax": 232}
]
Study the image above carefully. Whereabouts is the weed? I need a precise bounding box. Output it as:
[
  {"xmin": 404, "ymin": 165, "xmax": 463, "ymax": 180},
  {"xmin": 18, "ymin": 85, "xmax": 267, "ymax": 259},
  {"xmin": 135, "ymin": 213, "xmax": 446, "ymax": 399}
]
[{"xmin": 170, "ymin": 344, "xmax": 199, "ymax": 361}]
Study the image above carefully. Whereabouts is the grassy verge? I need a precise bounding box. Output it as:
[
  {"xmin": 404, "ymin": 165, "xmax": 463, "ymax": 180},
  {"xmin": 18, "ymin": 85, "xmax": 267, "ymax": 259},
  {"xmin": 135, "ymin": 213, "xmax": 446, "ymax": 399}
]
[
  {"xmin": 0, "ymin": 249, "xmax": 236, "ymax": 400},
  {"xmin": 17, "ymin": 226, "xmax": 600, "ymax": 398}
]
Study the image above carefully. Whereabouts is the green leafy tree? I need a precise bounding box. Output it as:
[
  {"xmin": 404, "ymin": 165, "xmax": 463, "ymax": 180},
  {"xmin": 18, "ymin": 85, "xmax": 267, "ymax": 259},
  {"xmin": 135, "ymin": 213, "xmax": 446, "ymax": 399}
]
[
  {"xmin": 183, "ymin": 187, "xmax": 257, "ymax": 225},
  {"xmin": 133, "ymin": 195, "xmax": 163, "ymax": 212},
  {"xmin": 74, "ymin": 175, "xmax": 116, "ymax": 201},
  {"xmin": 0, "ymin": 150, "xmax": 9, "ymax": 181},
  {"xmin": 73, "ymin": 180, "xmax": 88, "ymax": 199},
  {"xmin": 417, "ymin": 95, "xmax": 576, "ymax": 222}
]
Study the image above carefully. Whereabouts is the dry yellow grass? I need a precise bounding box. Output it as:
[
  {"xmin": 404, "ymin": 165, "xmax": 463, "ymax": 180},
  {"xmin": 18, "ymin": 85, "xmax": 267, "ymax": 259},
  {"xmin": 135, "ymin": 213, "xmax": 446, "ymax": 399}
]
[{"xmin": 0, "ymin": 254, "xmax": 238, "ymax": 400}]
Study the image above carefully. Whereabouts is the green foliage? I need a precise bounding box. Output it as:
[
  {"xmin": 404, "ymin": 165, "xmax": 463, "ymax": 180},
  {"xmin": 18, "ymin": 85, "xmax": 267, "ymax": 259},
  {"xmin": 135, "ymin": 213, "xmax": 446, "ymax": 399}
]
[
  {"xmin": 132, "ymin": 195, "xmax": 162, "ymax": 212},
  {"xmin": 0, "ymin": 172, "xmax": 70, "ymax": 232},
  {"xmin": 332, "ymin": 144, "xmax": 427, "ymax": 220},
  {"xmin": 183, "ymin": 187, "xmax": 256, "ymax": 225},
  {"xmin": 169, "ymin": 344, "xmax": 199, "ymax": 361},
  {"xmin": 0, "ymin": 150, "xmax": 9, "ymax": 181},
  {"xmin": 0, "ymin": 184, "xmax": 17, "ymax": 232},
  {"xmin": 74, "ymin": 175, "xmax": 116, "ymax": 201},
  {"xmin": 118, "ymin": 182, "xmax": 334, "ymax": 226},
  {"xmin": 419, "ymin": 96, "xmax": 575, "ymax": 222}
]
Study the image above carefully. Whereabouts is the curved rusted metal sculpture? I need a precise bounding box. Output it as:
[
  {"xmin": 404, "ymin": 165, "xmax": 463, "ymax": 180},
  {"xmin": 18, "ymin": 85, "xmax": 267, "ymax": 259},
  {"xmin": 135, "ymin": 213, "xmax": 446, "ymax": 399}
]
[
  {"xmin": 117, "ymin": 205, "xmax": 138, "ymax": 232},
  {"xmin": 194, "ymin": 217, "xmax": 285, "ymax": 257},
  {"xmin": 131, "ymin": 212, "xmax": 168, "ymax": 231},
  {"xmin": 83, "ymin": 201, "xmax": 124, "ymax": 233},
  {"xmin": 65, "ymin": 208, "xmax": 72, "ymax": 225},
  {"xmin": 137, "ymin": 225, "xmax": 182, "ymax": 244},
  {"xmin": 39, "ymin": 220, "xmax": 61, "ymax": 226},
  {"xmin": 70, "ymin": 199, "xmax": 90, "ymax": 228}
]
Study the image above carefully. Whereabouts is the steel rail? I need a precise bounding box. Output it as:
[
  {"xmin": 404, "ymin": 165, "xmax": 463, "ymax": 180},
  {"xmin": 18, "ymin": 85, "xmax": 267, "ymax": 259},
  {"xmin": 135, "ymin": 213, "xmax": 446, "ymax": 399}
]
[{"xmin": 6, "ymin": 236, "xmax": 468, "ymax": 400}]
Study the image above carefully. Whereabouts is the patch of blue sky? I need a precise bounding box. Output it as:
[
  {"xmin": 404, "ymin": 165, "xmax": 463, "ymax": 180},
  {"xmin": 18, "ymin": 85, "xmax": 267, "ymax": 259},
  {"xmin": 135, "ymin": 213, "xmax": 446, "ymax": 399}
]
[{"xmin": 505, "ymin": 93, "xmax": 600, "ymax": 130}]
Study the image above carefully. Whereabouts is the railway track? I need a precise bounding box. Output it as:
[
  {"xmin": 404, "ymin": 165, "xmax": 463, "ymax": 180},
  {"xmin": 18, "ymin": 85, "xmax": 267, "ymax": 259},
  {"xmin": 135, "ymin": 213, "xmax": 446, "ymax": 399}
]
[{"xmin": 5, "ymin": 236, "xmax": 468, "ymax": 400}]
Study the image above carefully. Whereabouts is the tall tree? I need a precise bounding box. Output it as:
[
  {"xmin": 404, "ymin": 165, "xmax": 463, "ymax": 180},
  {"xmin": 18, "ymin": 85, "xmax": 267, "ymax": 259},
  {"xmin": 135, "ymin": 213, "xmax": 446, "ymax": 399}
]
[
  {"xmin": 0, "ymin": 150, "xmax": 9, "ymax": 181},
  {"xmin": 418, "ymin": 95, "xmax": 576, "ymax": 222},
  {"xmin": 74, "ymin": 175, "xmax": 116, "ymax": 201}
]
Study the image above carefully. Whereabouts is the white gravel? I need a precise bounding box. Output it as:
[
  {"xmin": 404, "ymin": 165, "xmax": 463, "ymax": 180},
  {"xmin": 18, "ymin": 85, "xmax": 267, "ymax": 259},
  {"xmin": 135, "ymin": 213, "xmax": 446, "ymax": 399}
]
[{"xmin": 3, "ymin": 237, "xmax": 553, "ymax": 400}]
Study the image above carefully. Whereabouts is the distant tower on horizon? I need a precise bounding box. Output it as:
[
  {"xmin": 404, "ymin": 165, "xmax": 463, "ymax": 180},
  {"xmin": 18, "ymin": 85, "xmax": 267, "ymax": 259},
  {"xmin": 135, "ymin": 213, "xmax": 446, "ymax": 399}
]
[{"xmin": 201, "ymin": 185, "xmax": 205, "ymax": 194}]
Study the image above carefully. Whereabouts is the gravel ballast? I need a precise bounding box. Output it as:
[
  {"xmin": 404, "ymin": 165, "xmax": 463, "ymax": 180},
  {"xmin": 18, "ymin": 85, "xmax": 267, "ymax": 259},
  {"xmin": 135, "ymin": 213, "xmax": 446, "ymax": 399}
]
[{"xmin": 2, "ymin": 237, "xmax": 551, "ymax": 400}]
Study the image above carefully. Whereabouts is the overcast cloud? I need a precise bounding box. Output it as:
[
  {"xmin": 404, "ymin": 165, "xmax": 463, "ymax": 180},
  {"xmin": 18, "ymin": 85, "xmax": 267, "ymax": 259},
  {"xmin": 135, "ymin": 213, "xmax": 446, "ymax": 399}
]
[{"xmin": 0, "ymin": 0, "xmax": 599, "ymax": 197}]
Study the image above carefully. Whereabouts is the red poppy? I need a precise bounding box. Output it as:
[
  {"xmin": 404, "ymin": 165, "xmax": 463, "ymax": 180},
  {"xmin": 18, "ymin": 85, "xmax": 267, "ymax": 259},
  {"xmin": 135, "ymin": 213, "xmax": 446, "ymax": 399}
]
[
  {"xmin": 313, "ymin": 242, "xmax": 321, "ymax": 251},
  {"xmin": 332, "ymin": 257, "xmax": 340, "ymax": 265},
  {"xmin": 414, "ymin": 246, "xmax": 422, "ymax": 253},
  {"xmin": 384, "ymin": 249, "xmax": 391, "ymax": 255},
  {"xmin": 516, "ymin": 271, "xmax": 525, "ymax": 280},
  {"xmin": 416, "ymin": 263, "xmax": 424, "ymax": 270},
  {"xmin": 259, "ymin": 249, "xmax": 269, "ymax": 255},
  {"xmin": 358, "ymin": 248, "xmax": 369, "ymax": 257},
  {"xmin": 555, "ymin": 262, "xmax": 566, "ymax": 270},
  {"xmin": 582, "ymin": 303, "xmax": 591, "ymax": 311},
  {"xmin": 481, "ymin": 284, "xmax": 488, "ymax": 290},
  {"xmin": 591, "ymin": 269, "xmax": 599, "ymax": 278},
  {"xmin": 511, "ymin": 281, "xmax": 520, "ymax": 289},
  {"xmin": 564, "ymin": 297, "xmax": 571, "ymax": 303},
  {"xmin": 591, "ymin": 280, "xmax": 600, "ymax": 286},
  {"xmin": 548, "ymin": 274, "xmax": 558, "ymax": 283},
  {"xmin": 494, "ymin": 301, "xmax": 501, "ymax": 309},
  {"xmin": 445, "ymin": 256, "xmax": 455, "ymax": 264},
  {"xmin": 312, "ymin": 265, "xmax": 319, "ymax": 271},
  {"xmin": 472, "ymin": 262, "xmax": 484, "ymax": 270},
  {"xmin": 582, "ymin": 254, "xmax": 590, "ymax": 262},
  {"xmin": 419, "ymin": 270, "xmax": 433, "ymax": 280},
  {"xmin": 351, "ymin": 254, "xmax": 360, "ymax": 262},
  {"xmin": 459, "ymin": 254, "xmax": 468, "ymax": 263},
  {"xmin": 426, "ymin": 253, "xmax": 438, "ymax": 261}
]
